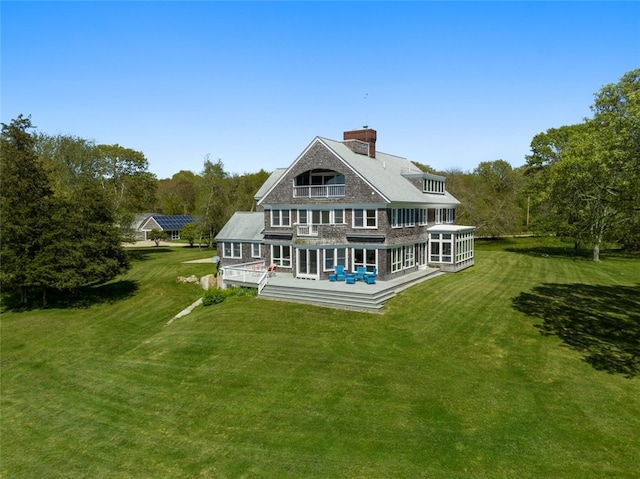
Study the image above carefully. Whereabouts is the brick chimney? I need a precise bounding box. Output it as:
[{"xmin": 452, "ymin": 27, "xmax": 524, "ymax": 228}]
[{"xmin": 343, "ymin": 127, "xmax": 377, "ymax": 158}]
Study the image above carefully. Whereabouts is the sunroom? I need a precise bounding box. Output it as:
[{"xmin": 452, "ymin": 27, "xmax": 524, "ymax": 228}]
[{"xmin": 427, "ymin": 225, "xmax": 475, "ymax": 272}]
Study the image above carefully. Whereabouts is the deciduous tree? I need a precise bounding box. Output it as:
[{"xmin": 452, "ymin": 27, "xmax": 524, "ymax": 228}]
[{"xmin": 525, "ymin": 70, "xmax": 639, "ymax": 261}]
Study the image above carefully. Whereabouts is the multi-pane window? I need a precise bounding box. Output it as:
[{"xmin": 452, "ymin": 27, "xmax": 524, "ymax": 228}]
[
  {"xmin": 353, "ymin": 209, "xmax": 377, "ymax": 228},
  {"xmin": 392, "ymin": 244, "xmax": 420, "ymax": 272},
  {"xmin": 312, "ymin": 210, "xmax": 330, "ymax": 225},
  {"xmin": 416, "ymin": 242, "xmax": 427, "ymax": 265},
  {"xmin": 391, "ymin": 208, "xmax": 417, "ymax": 228},
  {"xmin": 352, "ymin": 248, "xmax": 377, "ymax": 270},
  {"xmin": 392, "ymin": 247, "xmax": 403, "ymax": 272},
  {"xmin": 296, "ymin": 170, "xmax": 345, "ymax": 186},
  {"xmin": 271, "ymin": 245, "xmax": 291, "ymax": 268},
  {"xmin": 324, "ymin": 249, "xmax": 334, "ymax": 271},
  {"xmin": 391, "ymin": 208, "xmax": 403, "ymax": 228},
  {"xmin": 455, "ymin": 231, "xmax": 474, "ymax": 263},
  {"xmin": 423, "ymin": 178, "xmax": 445, "ymax": 194},
  {"xmin": 298, "ymin": 209, "xmax": 345, "ymax": 225},
  {"xmin": 404, "ymin": 208, "xmax": 415, "ymax": 227},
  {"xmin": 324, "ymin": 247, "xmax": 347, "ymax": 271},
  {"xmin": 271, "ymin": 209, "xmax": 291, "ymax": 227},
  {"xmin": 435, "ymin": 208, "xmax": 455, "ymax": 224},
  {"xmin": 429, "ymin": 233, "xmax": 453, "ymax": 263},
  {"xmin": 405, "ymin": 245, "xmax": 415, "ymax": 267},
  {"xmin": 251, "ymin": 243, "xmax": 261, "ymax": 258},
  {"xmin": 418, "ymin": 208, "xmax": 428, "ymax": 226},
  {"xmin": 223, "ymin": 242, "xmax": 241, "ymax": 259}
]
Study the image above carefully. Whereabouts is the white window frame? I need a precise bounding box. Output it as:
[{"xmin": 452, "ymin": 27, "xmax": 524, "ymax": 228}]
[
  {"xmin": 404, "ymin": 208, "xmax": 415, "ymax": 227},
  {"xmin": 223, "ymin": 242, "xmax": 242, "ymax": 259},
  {"xmin": 271, "ymin": 209, "xmax": 291, "ymax": 227},
  {"xmin": 323, "ymin": 247, "xmax": 347, "ymax": 271},
  {"xmin": 404, "ymin": 244, "xmax": 415, "ymax": 267},
  {"xmin": 271, "ymin": 244, "xmax": 291, "ymax": 268},
  {"xmin": 353, "ymin": 208, "xmax": 377, "ymax": 229},
  {"xmin": 455, "ymin": 231, "xmax": 474, "ymax": 263},
  {"xmin": 391, "ymin": 247, "xmax": 403, "ymax": 272},
  {"xmin": 418, "ymin": 208, "xmax": 428, "ymax": 226},
  {"xmin": 251, "ymin": 243, "xmax": 261, "ymax": 258},
  {"xmin": 423, "ymin": 178, "xmax": 445, "ymax": 194},
  {"xmin": 352, "ymin": 248, "xmax": 377, "ymax": 270},
  {"xmin": 333, "ymin": 208, "xmax": 345, "ymax": 224},
  {"xmin": 429, "ymin": 233, "xmax": 454, "ymax": 264},
  {"xmin": 391, "ymin": 208, "xmax": 403, "ymax": 228}
]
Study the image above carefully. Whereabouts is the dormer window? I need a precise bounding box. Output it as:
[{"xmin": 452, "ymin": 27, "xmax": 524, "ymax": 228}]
[
  {"xmin": 423, "ymin": 178, "xmax": 445, "ymax": 194},
  {"xmin": 294, "ymin": 169, "xmax": 345, "ymax": 198}
]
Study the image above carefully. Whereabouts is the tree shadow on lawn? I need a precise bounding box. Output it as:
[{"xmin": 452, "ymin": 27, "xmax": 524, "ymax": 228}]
[
  {"xmin": 1, "ymin": 280, "xmax": 139, "ymax": 312},
  {"xmin": 126, "ymin": 247, "xmax": 175, "ymax": 262},
  {"xmin": 505, "ymin": 244, "xmax": 592, "ymax": 260},
  {"xmin": 513, "ymin": 283, "xmax": 640, "ymax": 378},
  {"xmin": 504, "ymin": 241, "xmax": 636, "ymax": 261}
]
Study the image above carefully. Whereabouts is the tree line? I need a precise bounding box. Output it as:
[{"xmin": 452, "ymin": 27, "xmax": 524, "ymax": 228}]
[
  {"xmin": 2, "ymin": 70, "xmax": 637, "ymax": 303},
  {"xmin": 419, "ymin": 69, "xmax": 639, "ymax": 261}
]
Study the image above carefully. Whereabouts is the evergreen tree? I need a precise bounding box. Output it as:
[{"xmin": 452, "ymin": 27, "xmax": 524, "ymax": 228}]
[
  {"xmin": 1, "ymin": 116, "xmax": 130, "ymax": 305},
  {"xmin": 0, "ymin": 115, "xmax": 54, "ymax": 303}
]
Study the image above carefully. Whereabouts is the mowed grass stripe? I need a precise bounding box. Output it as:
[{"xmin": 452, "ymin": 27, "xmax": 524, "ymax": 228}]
[{"xmin": 1, "ymin": 240, "xmax": 639, "ymax": 478}]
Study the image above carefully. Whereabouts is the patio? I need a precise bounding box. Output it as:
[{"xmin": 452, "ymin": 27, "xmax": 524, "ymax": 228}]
[{"xmin": 258, "ymin": 267, "xmax": 443, "ymax": 312}]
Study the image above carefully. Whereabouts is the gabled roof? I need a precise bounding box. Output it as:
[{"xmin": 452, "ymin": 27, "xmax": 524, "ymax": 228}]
[
  {"xmin": 319, "ymin": 137, "xmax": 460, "ymax": 205},
  {"xmin": 254, "ymin": 168, "xmax": 287, "ymax": 202},
  {"xmin": 256, "ymin": 136, "xmax": 460, "ymax": 206},
  {"xmin": 141, "ymin": 215, "xmax": 195, "ymax": 231},
  {"xmin": 215, "ymin": 212, "xmax": 264, "ymax": 242}
]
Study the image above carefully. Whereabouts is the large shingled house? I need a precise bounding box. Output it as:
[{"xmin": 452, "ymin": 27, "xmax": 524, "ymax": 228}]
[{"xmin": 216, "ymin": 128, "xmax": 474, "ymax": 290}]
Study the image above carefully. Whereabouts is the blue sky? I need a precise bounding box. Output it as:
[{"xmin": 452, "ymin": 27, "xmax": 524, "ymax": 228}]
[{"xmin": 2, "ymin": 1, "xmax": 638, "ymax": 179}]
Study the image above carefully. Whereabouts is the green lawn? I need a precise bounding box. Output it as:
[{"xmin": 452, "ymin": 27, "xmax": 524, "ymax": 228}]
[{"xmin": 2, "ymin": 239, "xmax": 639, "ymax": 478}]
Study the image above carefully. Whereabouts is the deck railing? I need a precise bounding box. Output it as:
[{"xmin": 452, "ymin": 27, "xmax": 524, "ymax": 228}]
[
  {"xmin": 293, "ymin": 185, "xmax": 345, "ymax": 198},
  {"xmin": 222, "ymin": 260, "xmax": 268, "ymax": 291}
]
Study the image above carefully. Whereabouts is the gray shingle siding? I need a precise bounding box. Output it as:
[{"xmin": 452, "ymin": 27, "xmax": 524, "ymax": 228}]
[
  {"xmin": 218, "ymin": 130, "xmax": 474, "ymax": 281},
  {"xmin": 259, "ymin": 142, "xmax": 387, "ymax": 207}
]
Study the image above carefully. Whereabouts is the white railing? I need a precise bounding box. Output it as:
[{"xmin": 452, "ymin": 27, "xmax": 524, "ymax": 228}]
[
  {"xmin": 293, "ymin": 185, "xmax": 345, "ymax": 198},
  {"xmin": 221, "ymin": 260, "xmax": 276, "ymax": 294},
  {"xmin": 222, "ymin": 260, "xmax": 264, "ymax": 283},
  {"xmin": 296, "ymin": 224, "xmax": 319, "ymax": 237}
]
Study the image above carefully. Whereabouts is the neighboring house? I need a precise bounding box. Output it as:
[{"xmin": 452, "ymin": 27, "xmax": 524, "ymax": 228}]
[
  {"xmin": 140, "ymin": 214, "xmax": 195, "ymax": 240},
  {"xmin": 130, "ymin": 213, "xmax": 156, "ymax": 241},
  {"xmin": 216, "ymin": 128, "xmax": 475, "ymax": 282}
]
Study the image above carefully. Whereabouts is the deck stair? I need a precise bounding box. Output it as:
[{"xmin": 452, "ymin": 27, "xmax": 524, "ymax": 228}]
[{"xmin": 259, "ymin": 268, "xmax": 443, "ymax": 312}]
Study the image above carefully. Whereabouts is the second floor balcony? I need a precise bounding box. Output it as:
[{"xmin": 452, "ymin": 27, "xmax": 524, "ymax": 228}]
[
  {"xmin": 296, "ymin": 224, "xmax": 319, "ymax": 237},
  {"xmin": 293, "ymin": 184, "xmax": 345, "ymax": 198}
]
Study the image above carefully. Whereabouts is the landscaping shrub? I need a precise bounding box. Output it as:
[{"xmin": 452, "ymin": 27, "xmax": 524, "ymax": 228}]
[
  {"xmin": 202, "ymin": 286, "xmax": 257, "ymax": 306},
  {"xmin": 202, "ymin": 288, "xmax": 226, "ymax": 306}
]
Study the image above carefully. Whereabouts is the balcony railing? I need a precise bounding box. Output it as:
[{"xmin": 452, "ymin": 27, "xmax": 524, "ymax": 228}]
[
  {"xmin": 293, "ymin": 184, "xmax": 345, "ymax": 198},
  {"xmin": 296, "ymin": 224, "xmax": 319, "ymax": 237}
]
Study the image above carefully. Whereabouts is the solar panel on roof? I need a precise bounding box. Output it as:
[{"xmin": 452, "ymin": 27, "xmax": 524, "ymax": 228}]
[{"xmin": 154, "ymin": 215, "xmax": 195, "ymax": 230}]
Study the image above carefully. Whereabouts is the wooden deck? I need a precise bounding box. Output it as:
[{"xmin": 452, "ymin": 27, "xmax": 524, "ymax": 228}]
[{"xmin": 258, "ymin": 267, "xmax": 444, "ymax": 312}]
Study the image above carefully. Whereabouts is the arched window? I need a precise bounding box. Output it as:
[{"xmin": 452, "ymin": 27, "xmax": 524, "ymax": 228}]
[
  {"xmin": 294, "ymin": 169, "xmax": 345, "ymax": 198},
  {"xmin": 295, "ymin": 169, "xmax": 345, "ymax": 186}
]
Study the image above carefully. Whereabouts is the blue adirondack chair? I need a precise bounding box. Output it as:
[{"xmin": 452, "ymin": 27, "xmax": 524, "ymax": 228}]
[
  {"xmin": 335, "ymin": 265, "xmax": 346, "ymax": 281},
  {"xmin": 355, "ymin": 266, "xmax": 366, "ymax": 281},
  {"xmin": 364, "ymin": 268, "xmax": 377, "ymax": 284}
]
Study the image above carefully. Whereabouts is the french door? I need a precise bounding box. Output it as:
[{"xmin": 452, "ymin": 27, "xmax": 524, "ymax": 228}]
[{"xmin": 297, "ymin": 248, "xmax": 320, "ymax": 279}]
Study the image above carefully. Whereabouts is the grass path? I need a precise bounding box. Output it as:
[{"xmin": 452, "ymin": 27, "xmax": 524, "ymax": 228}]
[{"xmin": 2, "ymin": 240, "xmax": 639, "ymax": 478}]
